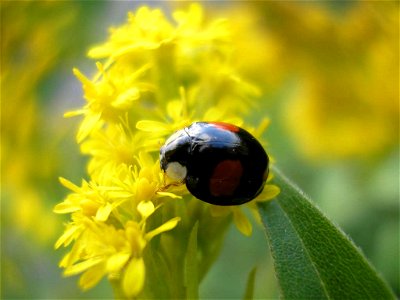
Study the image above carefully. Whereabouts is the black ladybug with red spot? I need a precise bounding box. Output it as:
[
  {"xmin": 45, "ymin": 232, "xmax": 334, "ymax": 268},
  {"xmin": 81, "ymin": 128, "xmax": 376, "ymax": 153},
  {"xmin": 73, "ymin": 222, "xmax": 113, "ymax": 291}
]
[{"xmin": 160, "ymin": 122, "xmax": 269, "ymax": 206}]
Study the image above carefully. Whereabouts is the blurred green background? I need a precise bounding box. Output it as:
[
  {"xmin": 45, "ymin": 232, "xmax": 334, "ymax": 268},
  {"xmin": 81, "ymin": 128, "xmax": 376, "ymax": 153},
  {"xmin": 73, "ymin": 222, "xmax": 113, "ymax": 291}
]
[{"xmin": 1, "ymin": 1, "xmax": 398, "ymax": 299}]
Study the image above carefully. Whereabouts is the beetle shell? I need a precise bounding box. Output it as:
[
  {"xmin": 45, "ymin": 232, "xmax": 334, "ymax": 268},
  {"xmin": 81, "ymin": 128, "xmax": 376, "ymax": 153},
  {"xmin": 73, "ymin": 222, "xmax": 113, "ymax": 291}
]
[{"xmin": 160, "ymin": 122, "xmax": 269, "ymax": 205}]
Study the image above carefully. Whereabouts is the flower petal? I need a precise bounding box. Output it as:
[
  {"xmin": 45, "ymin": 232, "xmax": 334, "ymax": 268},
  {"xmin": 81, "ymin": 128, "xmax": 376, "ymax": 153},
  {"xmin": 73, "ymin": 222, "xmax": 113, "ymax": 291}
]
[
  {"xmin": 137, "ymin": 200, "xmax": 155, "ymax": 219},
  {"xmin": 64, "ymin": 109, "xmax": 86, "ymax": 118},
  {"xmin": 73, "ymin": 68, "xmax": 94, "ymax": 87},
  {"xmin": 112, "ymin": 87, "xmax": 140, "ymax": 109},
  {"xmin": 233, "ymin": 209, "xmax": 252, "ymax": 236},
  {"xmin": 64, "ymin": 257, "xmax": 104, "ymax": 276},
  {"xmin": 156, "ymin": 191, "xmax": 182, "ymax": 199},
  {"xmin": 53, "ymin": 201, "xmax": 80, "ymax": 214},
  {"xmin": 77, "ymin": 112, "xmax": 102, "ymax": 143},
  {"xmin": 59, "ymin": 177, "xmax": 81, "ymax": 193},
  {"xmin": 122, "ymin": 257, "xmax": 146, "ymax": 298},
  {"xmin": 79, "ymin": 263, "xmax": 106, "ymax": 290},
  {"xmin": 253, "ymin": 118, "xmax": 270, "ymax": 138},
  {"xmin": 255, "ymin": 184, "xmax": 280, "ymax": 202},
  {"xmin": 95, "ymin": 202, "xmax": 113, "ymax": 221},
  {"xmin": 54, "ymin": 225, "xmax": 81, "ymax": 249},
  {"xmin": 136, "ymin": 120, "xmax": 170, "ymax": 133},
  {"xmin": 145, "ymin": 217, "xmax": 181, "ymax": 240},
  {"xmin": 106, "ymin": 252, "xmax": 131, "ymax": 273}
]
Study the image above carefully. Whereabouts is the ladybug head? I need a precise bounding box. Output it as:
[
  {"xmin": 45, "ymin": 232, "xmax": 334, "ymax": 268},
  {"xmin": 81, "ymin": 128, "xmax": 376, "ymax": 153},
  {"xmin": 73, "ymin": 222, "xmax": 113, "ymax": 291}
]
[{"xmin": 160, "ymin": 129, "xmax": 191, "ymax": 181}]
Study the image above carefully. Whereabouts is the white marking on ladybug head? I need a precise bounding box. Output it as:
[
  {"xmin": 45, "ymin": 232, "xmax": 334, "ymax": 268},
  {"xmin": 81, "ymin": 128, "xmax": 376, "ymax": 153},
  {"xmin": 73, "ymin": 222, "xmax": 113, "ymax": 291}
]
[{"xmin": 165, "ymin": 162, "xmax": 187, "ymax": 181}]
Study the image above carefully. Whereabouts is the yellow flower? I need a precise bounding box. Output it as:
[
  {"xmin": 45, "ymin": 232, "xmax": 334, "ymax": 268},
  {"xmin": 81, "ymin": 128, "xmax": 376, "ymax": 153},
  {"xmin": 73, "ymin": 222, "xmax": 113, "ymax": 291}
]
[
  {"xmin": 55, "ymin": 4, "xmax": 279, "ymax": 298},
  {"xmin": 56, "ymin": 215, "xmax": 179, "ymax": 297},
  {"xmin": 55, "ymin": 171, "xmax": 180, "ymax": 297}
]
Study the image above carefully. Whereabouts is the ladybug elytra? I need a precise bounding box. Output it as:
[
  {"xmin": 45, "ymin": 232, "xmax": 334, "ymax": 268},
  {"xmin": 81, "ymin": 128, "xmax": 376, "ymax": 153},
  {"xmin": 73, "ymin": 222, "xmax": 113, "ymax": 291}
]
[{"xmin": 160, "ymin": 122, "xmax": 269, "ymax": 206}]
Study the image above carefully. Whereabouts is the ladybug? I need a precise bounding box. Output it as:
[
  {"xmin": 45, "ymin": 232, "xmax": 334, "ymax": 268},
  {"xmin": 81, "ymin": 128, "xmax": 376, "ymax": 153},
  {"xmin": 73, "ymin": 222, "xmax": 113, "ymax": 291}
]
[{"xmin": 160, "ymin": 122, "xmax": 269, "ymax": 206}]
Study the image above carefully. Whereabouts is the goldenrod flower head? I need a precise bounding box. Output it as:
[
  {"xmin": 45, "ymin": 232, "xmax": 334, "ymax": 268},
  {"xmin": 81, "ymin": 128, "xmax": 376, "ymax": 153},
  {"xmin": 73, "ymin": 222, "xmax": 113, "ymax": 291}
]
[
  {"xmin": 55, "ymin": 4, "xmax": 279, "ymax": 297},
  {"xmin": 1, "ymin": 2, "xmax": 75, "ymax": 244},
  {"xmin": 272, "ymin": 2, "xmax": 399, "ymax": 160}
]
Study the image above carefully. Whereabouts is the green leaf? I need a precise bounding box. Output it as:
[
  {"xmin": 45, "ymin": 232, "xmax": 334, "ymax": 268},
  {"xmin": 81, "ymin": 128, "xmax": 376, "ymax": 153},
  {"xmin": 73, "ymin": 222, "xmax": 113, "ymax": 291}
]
[
  {"xmin": 184, "ymin": 222, "xmax": 199, "ymax": 300},
  {"xmin": 258, "ymin": 167, "xmax": 395, "ymax": 299},
  {"xmin": 243, "ymin": 267, "xmax": 257, "ymax": 300}
]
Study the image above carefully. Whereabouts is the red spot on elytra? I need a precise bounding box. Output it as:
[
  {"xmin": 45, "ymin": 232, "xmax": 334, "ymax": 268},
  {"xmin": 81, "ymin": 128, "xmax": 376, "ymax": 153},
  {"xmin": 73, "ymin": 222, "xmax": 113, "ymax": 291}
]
[
  {"xmin": 209, "ymin": 160, "xmax": 243, "ymax": 197},
  {"xmin": 209, "ymin": 122, "xmax": 240, "ymax": 133}
]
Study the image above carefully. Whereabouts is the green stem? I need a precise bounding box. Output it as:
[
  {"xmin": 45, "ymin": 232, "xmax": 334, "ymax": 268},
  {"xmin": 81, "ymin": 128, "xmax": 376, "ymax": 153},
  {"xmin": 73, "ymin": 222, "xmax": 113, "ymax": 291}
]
[{"xmin": 110, "ymin": 276, "xmax": 128, "ymax": 300}]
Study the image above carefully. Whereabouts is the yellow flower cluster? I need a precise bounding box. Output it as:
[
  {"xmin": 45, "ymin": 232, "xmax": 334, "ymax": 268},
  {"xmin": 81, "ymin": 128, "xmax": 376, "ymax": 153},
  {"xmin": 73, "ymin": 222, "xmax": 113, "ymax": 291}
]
[
  {"xmin": 261, "ymin": 2, "xmax": 398, "ymax": 160},
  {"xmin": 55, "ymin": 4, "xmax": 279, "ymax": 298},
  {"xmin": 1, "ymin": 2, "xmax": 74, "ymax": 244}
]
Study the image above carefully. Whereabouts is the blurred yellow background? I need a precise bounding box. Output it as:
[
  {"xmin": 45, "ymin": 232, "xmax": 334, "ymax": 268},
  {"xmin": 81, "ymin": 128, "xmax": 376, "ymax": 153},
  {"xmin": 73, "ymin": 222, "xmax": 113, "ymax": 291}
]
[{"xmin": 1, "ymin": 2, "xmax": 398, "ymax": 298}]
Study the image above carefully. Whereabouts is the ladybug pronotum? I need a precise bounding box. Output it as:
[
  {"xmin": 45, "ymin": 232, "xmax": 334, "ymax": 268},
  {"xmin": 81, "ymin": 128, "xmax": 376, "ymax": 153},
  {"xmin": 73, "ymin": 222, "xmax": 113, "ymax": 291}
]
[{"xmin": 159, "ymin": 122, "xmax": 269, "ymax": 206}]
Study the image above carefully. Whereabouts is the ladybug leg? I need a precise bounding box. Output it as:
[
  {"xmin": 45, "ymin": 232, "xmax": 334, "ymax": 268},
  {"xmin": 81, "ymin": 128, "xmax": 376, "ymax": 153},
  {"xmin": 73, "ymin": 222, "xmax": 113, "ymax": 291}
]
[
  {"xmin": 157, "ymin": 181, "xmax": 185, "ymax": 192},
  {"xmin": 157, "ymin": 174, "xmax": 185, "ymax": 192}
]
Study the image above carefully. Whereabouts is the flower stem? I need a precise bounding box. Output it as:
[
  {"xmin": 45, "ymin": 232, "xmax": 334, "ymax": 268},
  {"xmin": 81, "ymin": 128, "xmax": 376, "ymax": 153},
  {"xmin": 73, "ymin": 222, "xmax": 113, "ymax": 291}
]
[{"xmin": 110, "ymin": 276, "xmax": 128, "ymax": 300}]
